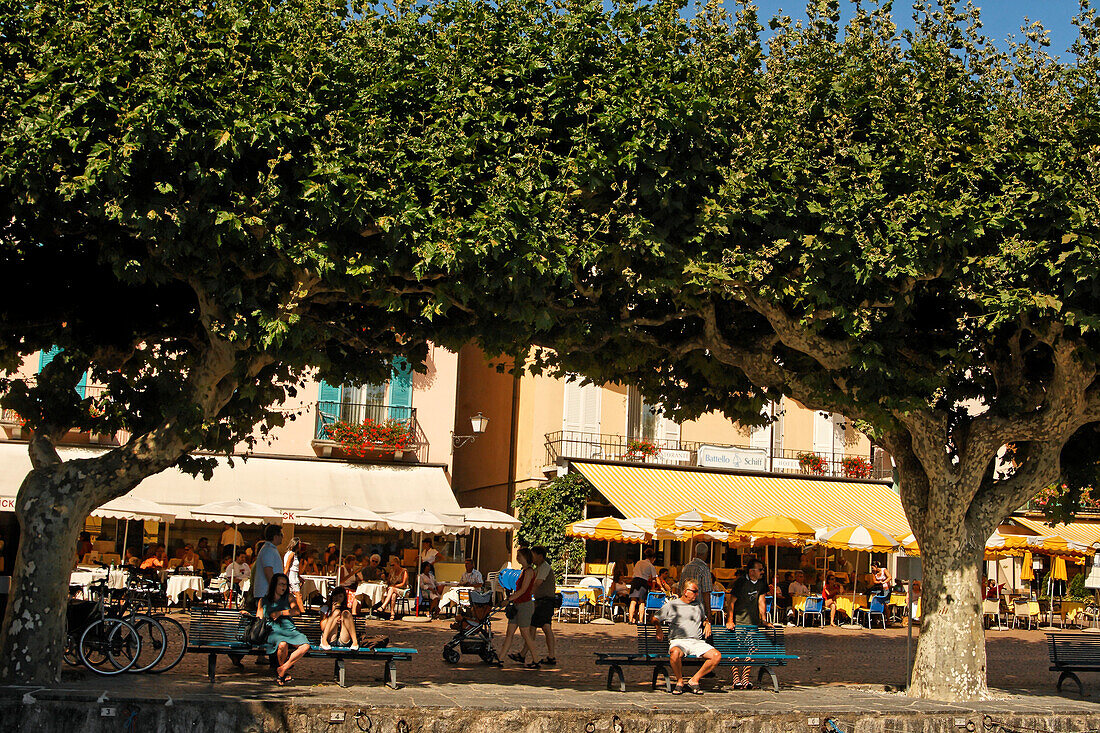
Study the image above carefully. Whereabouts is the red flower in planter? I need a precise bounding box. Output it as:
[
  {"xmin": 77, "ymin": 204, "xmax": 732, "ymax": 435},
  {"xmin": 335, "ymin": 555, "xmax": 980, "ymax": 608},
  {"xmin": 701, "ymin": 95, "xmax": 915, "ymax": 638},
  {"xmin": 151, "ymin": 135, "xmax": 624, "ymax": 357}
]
[{"xmin": 325, "ymin": 418, "xmax": 415, "ymax": 457}]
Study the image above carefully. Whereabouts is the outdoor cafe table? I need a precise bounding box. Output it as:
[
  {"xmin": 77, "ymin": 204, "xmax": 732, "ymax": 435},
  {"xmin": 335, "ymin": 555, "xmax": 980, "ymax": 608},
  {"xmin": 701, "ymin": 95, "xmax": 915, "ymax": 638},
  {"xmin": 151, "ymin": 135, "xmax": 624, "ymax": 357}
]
[
  {"xmin": 793, "ymin": 593, "xmax": 869, "ymax": 618},
  {"xmin": 558, "ymin": 585, "xmax": 599, "ymax": 605},
  {"xmin": 69, "ymin": 567, "xmax": 128, "ymax": 598},
  {"xmin": 1061, "ymin": 601, "xmax": 1087, "ymax": 626},
  {"xmin": 166, "ymin": 574, "xmax": 204, "ymax": 605},
  {"xmin": 299, "ymin": 574, "xmax": 333, "ymax": 602},
  {"xmin": 354, "ymin": 581, "xmax": 386, "ymax": 606},
  {"xmin": 438, "ymin": 586, "xmax": 478, "ymax": 613}
]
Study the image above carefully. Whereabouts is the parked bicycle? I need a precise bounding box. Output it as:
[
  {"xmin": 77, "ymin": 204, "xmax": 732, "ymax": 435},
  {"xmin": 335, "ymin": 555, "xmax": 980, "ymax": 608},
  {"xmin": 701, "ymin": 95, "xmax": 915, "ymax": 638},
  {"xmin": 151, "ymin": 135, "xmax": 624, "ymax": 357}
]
[{"xmin": 64, "ymin": 579, "xmax": 142, "ymax": 675}]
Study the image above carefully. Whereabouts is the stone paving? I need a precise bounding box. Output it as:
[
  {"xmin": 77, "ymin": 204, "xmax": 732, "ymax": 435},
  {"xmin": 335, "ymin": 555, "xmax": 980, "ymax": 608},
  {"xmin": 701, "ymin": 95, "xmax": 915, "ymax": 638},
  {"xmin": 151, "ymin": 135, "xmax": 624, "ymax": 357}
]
[{"xmin": 10, "ymin": 613, "xmax": 1100, "ymax": 716}]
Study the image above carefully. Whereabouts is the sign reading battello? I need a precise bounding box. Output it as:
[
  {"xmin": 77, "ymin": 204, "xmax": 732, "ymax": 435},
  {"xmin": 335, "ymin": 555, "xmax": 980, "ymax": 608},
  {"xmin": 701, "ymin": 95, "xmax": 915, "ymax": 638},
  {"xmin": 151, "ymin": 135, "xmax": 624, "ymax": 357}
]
[{"xmin": 696, "ymin": 445, "xmax": 769, "ymax": 471}]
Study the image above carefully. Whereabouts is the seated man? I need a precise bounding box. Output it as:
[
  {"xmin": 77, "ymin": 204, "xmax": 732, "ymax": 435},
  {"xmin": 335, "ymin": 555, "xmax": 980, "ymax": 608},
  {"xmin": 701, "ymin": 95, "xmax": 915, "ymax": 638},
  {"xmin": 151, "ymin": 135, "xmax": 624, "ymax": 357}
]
[
  {"xmin": 654, "ymin": 580, "xmax": 721, "ymax": 695},
  {"xmin": 140, "ymin": 545, "xmax": 167, "ymax": 570},
  {"xmin": 361, "ymin": 554, "xmax": 385, "ymax": 583},
  {"xmin": 460, "ymin": 557, "xmax": 484, "ymax": 588}
]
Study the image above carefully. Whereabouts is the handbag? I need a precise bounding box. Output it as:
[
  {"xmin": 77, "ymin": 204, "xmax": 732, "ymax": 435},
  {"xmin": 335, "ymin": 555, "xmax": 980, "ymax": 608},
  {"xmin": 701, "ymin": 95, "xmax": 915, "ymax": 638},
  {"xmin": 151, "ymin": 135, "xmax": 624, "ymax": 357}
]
[
  {"xmin": 241, "ymin": 613, "xmax": 272, "ymax": 646},
  {"xmin": 504, "ymin": 602, "xmax": 517, "ymax": 620},
  {"xmin": 553, "ymin": 592, "xmax": 563, "ymax": 609}
]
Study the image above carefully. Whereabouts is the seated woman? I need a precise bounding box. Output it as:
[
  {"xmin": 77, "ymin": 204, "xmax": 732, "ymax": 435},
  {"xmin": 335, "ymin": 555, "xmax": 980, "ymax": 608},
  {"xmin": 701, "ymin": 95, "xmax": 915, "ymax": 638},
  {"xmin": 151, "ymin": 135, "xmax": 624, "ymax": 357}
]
[
  {"xmin": 822, "ymin": 574, "xmax": 844, "ymax": 626},
  {"xmin": 379, "ymin": 556, "xmax": 409, "ymax": 619},
  {"xmin": 336, "ymin": 555, "xmax": 363, "ymax": 615},
  {"xmin": 299, "ymin": 548, "xmax": 320, "ymax": 577},
  {"xmin": 418, "ymin": 561, "xmax": 442, "ymax": 618},
  {"xmin": 320, "ymin": 586, "xmax": 359, "ymax": 651},
  {"xmin": 260, "ymin": 573, "xmax": 312, "ymax": 685},
  {"xmin": 653, "ymin": 567, "xmax": 676, "ymax": 596}
]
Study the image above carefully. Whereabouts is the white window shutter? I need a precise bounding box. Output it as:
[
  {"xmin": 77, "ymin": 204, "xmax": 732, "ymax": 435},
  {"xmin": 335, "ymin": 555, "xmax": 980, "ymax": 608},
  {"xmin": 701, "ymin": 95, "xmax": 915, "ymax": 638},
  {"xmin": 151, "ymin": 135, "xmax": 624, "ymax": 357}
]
[
  {"xmin": 771, "ymin": 400, "xmax": 785, "ymax": 455},
  {"xmin": 661, "ymin": 413, "xmax": 680, "ymax": 443},
  {"xmin": 563, "ymin": 380, "xmax": 584, "ymax": 433},
  {"xmin": 813, "ymin": 411, "xmax": 834, "ymax": 455},
  {"xmin": 581, "ymin": 383, "xmax": 601, "ymax": 434}
]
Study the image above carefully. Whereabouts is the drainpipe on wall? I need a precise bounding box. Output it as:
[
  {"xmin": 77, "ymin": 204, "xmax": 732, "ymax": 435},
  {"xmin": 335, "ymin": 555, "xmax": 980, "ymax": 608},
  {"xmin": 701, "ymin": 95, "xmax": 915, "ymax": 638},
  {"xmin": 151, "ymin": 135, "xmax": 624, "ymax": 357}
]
[{"xmin": 506, "ymin": 369, "xmax": 521, "ymax": 562}]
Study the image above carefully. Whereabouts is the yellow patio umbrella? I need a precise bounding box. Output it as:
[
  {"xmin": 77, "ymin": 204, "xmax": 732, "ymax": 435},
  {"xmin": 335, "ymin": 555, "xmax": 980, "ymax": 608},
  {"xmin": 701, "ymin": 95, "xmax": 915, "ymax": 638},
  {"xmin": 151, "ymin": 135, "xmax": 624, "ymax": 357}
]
[
  {"xmin": 736, "ymin": 515, "xmax": 817, "ymax": 622},
  {"xmin": 896, "ymin": 533, "xmax": 919, "ymax": 556},
  {"xmin": 1027, "ymin": 534, "xmax": 1093, "ymax": 559},
  {"xmin": 1020, "ymin": 551, "xmax": 1035, "ymax": 582},
  {"xmin": 818, "ymin": 525, "xmax": 899, "ymax": 628},
  {"xmin": 984, "ymin": 531, "xmax": 1030, "ymax": 560},
  {"xmin": 1053, "ymin": 556, "xmax": 1068, "ymax": 582},
  {"xmin": 654, "ymin": 510, "xmax": 736, "ymax": 537}
]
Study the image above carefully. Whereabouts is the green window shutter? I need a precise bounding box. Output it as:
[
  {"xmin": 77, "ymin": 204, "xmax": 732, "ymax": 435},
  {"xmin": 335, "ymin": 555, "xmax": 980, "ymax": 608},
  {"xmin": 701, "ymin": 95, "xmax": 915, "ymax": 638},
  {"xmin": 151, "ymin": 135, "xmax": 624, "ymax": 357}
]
[
  {"xmin": 39, "ymin": 346, "xmax": 62, "ymax": 371},
  {"xmin": 316, "ymin": 380, "xmax": 342, "ymax": 439},
  {"xmin": 388, "ymin": 357, "xmax": 413, "ymax": 421},
  {"xmin": 76, "ymin": 371, "xmax": 87, "ymax": 399}
]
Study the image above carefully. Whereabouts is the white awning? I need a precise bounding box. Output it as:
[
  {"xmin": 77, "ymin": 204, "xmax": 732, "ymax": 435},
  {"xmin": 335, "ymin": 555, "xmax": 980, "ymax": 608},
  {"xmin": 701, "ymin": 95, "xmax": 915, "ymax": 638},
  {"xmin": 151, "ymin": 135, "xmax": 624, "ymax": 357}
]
[{"xmin": 0, "ymin": 443, "xmax": 458, "ymax": 522}]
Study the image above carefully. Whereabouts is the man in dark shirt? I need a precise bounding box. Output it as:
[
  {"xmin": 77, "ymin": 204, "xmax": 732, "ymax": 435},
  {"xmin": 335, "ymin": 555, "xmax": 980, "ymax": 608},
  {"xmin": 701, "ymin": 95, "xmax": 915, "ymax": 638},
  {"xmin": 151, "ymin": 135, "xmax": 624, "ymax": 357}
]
[
  {"xmin": 726, "ymin": 558, "xmax": 770, "ymax": 689},
  {"xmin": 361, "ymin": 554, "xmax": 384, "ymax": 582}
]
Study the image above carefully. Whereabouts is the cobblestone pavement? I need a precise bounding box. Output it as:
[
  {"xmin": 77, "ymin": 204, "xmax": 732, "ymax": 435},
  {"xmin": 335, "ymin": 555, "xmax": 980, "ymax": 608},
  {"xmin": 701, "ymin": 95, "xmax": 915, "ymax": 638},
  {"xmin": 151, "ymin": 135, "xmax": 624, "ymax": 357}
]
[{"xmin": 21, "ymin": 613, "xmax": 1100, "ymax": 714}]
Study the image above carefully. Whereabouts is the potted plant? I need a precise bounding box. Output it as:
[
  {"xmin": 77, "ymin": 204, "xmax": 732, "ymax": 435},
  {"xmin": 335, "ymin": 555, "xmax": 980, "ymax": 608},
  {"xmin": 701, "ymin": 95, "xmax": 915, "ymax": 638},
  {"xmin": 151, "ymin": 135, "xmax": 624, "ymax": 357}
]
[
  {"xmin": 325, "ymin": 418, "xmax": 416, "ymax": 458},
  {"xmin": 797, "ymin": 451, "xmax": 828, "ymax": 475},
  {"xmin": 625, "ymin": 438, "xmax": 660, "ymax": 461},
  {"xmin": 840, "ymin": 455, "xmax": 873, "ymax": 479}
]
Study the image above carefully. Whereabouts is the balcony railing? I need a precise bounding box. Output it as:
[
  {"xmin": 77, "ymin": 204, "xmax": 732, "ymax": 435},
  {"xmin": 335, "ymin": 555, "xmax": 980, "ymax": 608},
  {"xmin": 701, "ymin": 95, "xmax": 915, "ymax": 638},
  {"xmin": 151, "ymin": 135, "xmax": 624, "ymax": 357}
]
[
  {"xmin": 545, "ymin": 430, "xmax": 892, "ymax": 481},
  {"xmin": 313, "ymin": 400, "xmax": 427, "ymax": 462}
]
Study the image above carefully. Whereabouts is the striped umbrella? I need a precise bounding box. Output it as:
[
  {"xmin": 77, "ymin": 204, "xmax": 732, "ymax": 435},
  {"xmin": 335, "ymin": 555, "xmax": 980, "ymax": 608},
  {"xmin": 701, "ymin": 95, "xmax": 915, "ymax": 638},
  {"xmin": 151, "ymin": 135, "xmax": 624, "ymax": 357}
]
[
  {"xmin": 818, "ymin": 525, "xmax": 898, "ymax": 628},
  {"xmin": 896, "ymin": 533, "xmax": 919, "ymax": 556},
  {"xmin": 566, "ymin": 517, "xmax": 650, "ymax": 543},
  {"xmin": 1027, "ymin": 534, "xmax": 1093, "ymax": 558},
  {"xmin": 653, "ymin": 510, "xmax": 736, "ymax": 541}
]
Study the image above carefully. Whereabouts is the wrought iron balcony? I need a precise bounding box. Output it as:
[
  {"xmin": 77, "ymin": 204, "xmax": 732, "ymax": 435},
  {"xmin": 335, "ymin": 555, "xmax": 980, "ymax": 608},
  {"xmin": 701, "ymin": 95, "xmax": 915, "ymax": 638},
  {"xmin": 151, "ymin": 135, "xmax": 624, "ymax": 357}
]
[
  {"xmin": 313, "ymin": 400, "xmax": 427, "ymax": 462},
  {"xmin": 544, "ymin": 430, "xmax": 893, "ymax": 481}
]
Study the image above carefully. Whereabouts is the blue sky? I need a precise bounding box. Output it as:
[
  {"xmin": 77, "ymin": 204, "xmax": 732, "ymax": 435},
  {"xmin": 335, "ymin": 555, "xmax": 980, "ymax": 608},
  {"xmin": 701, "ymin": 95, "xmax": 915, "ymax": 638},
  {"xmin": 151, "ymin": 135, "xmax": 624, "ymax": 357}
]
[{"xmin": 731, "ymin": 1, "xmax": 1086, "ymax": 55}]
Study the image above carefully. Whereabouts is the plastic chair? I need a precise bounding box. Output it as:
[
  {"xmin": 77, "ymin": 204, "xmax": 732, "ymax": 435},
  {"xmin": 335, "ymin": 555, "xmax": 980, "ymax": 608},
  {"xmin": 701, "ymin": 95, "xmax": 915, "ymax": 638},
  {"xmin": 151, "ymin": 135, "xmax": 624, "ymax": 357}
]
[
  {"xmin": 982, "ymin": 598, "xmax": 1003, "ymax": 628},
  {"xmin": 558, "ymin": 590, "xmax": 583, "ymax": 623},
  {"xmin": 800, "ymin": 595, "xmax": 824, "ymax": 627},
  {"xmin": 856, "ymin": 594, "xmax": 888, "ymax": 628},
  {"xmin": 599, "ymin": 589, "xmax": 626, "ymax": 622},
  {"xmin": 709, "ymin": 591, "xmax": 726, "ymax": 623},
  {"xmin": 1013, "ymin": 600, "xmax": 1039, "ymax": 629},
  {"xmin": 642, "ymin": 592, "xmax": 667, "ymax": 624}
]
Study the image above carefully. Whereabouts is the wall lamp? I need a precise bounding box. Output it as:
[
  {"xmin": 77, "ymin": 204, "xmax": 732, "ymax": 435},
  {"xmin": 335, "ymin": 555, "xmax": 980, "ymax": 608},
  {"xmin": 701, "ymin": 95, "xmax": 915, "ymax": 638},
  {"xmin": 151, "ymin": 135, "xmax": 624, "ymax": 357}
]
[{"xmin": 451, "ymin": 412, "xmax": 489, "ymax": 450}]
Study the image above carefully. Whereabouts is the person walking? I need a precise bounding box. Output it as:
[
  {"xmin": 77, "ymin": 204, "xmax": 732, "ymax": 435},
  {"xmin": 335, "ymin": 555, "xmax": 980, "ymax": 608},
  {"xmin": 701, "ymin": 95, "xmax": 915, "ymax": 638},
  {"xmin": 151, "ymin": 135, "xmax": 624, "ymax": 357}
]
[
  {"xmin": 499, "ymin": 547, "xmax": 540, "ymax": 668},
  {"xmin": 627, "ymin": 547, "xmax": 658, "ymax": 624},
  {"xmin": 726, "ymin": 558, "xmax": 770, "ymax": 689},
  {"xmin": 654, "ymin": 580, "xmax": 721, "ymax": 695},
  {"xmin": 529, "ymin": 545, "xmax": 558, "ymax": 666},
  {"xmin": 283, "ymin": 537, "xmax": 304, "ymax": 613},
  {"xmin": 679, "ymin": 542, "xmax": 715, "ymax": 619}
]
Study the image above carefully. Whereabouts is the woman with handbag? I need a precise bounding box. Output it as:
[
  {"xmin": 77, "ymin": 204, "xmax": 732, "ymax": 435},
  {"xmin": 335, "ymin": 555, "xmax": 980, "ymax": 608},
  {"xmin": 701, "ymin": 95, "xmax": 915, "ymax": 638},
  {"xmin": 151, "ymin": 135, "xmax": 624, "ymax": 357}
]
[
  {"xmin": 261, "ymin": 572, "xmax": 311, "ymax": 685},
  {"xmin": 498, "ymin": 548, "xmax": 540, "ymax": 669}
]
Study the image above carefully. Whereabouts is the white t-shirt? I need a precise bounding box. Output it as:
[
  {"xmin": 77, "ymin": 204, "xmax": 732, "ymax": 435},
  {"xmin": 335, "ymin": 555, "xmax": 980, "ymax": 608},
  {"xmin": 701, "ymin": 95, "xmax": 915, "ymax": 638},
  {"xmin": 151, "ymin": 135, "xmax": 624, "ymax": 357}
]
[
  {"xmin": 222, "ymin": 561, "xmax": 250, "ymax": 583},
  {"xmin": 421, "ymin": 548, "xmax": 440, "ymax": 564},
  {"xmin": 632, "ymin": 559, "xmax": 657, "ymax": 582},
  {"xmin": 788, "ymin": 581, "xmax": 809, "ymax": 597},
  {"xmin": 253, "ymin": 541, "xmax": 282, "ymax": 598}
]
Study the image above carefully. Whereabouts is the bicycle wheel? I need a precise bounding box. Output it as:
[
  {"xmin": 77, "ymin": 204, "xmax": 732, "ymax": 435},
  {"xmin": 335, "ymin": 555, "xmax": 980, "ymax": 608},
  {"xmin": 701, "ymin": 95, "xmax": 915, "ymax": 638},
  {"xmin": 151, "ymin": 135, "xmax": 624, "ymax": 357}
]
[
  {"xmin": 127, "ymin": 614, "xmax": 167, "ymax": 673},
  {"xmin": 147, "ymin": 614, "xmax": 187, "ymax": 673},
  {"xmin": 79, "ymin": 618, "xmax": 141, "ymax": 675}
]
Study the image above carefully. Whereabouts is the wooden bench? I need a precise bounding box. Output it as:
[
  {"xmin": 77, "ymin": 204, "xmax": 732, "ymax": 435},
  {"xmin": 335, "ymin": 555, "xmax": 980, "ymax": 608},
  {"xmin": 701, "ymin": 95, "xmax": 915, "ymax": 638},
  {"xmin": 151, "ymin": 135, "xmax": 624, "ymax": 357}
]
[
  {"xmin": 1047, "ymin": 632, "xmax": 1100, "ymax": 695},
  {"xmin": 187, "ymin": 608, "xmax": 417, "ymax": 688},
  {"xmin": 595, "ymin": 624, "xmax": 796, "ymax": 692}
]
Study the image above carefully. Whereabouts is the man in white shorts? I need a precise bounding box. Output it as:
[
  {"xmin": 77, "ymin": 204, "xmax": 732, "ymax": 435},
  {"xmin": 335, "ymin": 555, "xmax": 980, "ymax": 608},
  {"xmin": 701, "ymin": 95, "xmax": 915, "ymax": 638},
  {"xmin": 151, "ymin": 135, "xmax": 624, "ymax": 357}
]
[{"xmin": 654, "ymin": 580, "xmax": 721, "ymax": 695}]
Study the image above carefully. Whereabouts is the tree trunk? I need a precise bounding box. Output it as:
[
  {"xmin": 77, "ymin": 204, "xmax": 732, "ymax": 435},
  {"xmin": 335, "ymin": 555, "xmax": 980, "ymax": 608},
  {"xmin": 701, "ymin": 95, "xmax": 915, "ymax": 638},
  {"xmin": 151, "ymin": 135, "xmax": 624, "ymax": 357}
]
[
  {"xmin": 908, "ymin": 523, "xmax": 989, "ymax": 701},
  {"xmin": 0, "ymin": 468, "xmax": 93, "ymax": 684}
]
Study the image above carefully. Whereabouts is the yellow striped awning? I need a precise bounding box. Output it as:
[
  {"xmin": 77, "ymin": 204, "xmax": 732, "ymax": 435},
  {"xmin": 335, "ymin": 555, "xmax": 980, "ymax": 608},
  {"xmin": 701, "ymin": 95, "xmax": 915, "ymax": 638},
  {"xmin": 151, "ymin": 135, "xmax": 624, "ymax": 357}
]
[
  {"xmin": 1010, "ymin": 517, "xmax": 1100, "ymax": 548},
  {"xmin": 572, "ymin": 461, "xmax": 911, "ymax": 537}
]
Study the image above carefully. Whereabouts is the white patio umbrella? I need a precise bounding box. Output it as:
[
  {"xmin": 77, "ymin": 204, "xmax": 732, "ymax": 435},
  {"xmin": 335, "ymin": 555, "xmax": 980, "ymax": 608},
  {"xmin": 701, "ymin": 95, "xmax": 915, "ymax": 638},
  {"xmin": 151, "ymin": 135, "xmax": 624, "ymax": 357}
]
[
  {"xmin": 461, "ymin": 507, "xmax": 521, "ymax": 573},
  {"xmin": 93, "ymin": 494, "xmax": 176, "ymax": 562},
  {"xmin": 383, "ymin": 509, "xmax": 469, "ymax": 617},
  {"xmin": 296, "ymin": 503, "xmax": 390, "ymax": 567},
  {"xmin": 190, "ymin": 499, "xmax": 282, "ymax": 573}
]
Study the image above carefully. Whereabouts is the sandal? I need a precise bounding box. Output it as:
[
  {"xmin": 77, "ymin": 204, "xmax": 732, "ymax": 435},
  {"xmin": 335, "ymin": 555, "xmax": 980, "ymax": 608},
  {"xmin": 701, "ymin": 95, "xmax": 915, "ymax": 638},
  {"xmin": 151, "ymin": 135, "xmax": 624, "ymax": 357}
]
[
  {"xmin": 743, "ymin": 682, "xmax": 754, "ymax": 690},
  {"xmin": 671, "ymin": 683, "xmax": 684, "ymax": 695},
  {"xmin": 508, "ymin": 653, "xmax": 526, "ymax": 664},
  {"xmin": 276, "ymin": 674, "xmax": 288, "ymax": 686},
  {"xmin": 525, "ymin": 661, "xmax": 541, "ymax": 669},
  {"xmin": 539, "ymin": 657, "xmax": 558, "ymax": 666},
  {"xmin": 686, "ymin": 683, "xmax": 703, "ymax": 695}
]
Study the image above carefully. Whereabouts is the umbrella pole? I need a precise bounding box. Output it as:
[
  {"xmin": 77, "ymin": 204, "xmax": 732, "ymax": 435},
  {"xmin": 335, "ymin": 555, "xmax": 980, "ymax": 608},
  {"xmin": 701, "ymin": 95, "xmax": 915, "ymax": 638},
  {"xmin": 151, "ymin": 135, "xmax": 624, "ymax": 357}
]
[
  {"xmin": 416, "ymin": 531, "xmax": 422, "ymax": 617},
  {"xmin": 231, "ymin": 522, "xmax": 238, "ymax": 583},
  {"xmin": 773, "ymin": 543, "xmax": 779, "ymax": 624},
  {"xmin": 122, "ymin": 521, "xmax": 130, "ymax": 563},
  {"xmin": 338, "ymin": 527, "xmax": 344, "ymax": 568}
]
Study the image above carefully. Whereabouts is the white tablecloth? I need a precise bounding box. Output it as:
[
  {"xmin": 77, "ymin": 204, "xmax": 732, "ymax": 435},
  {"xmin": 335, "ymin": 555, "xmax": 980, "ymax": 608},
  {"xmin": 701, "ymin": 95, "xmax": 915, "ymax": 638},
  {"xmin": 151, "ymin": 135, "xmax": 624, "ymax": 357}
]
[
  {"xmin": 300, "ymin": 575, "xmax": 333, "ymax": 601},
  {"xmin": 69, "ymin": 568, "xmax": 128, "ymax": 597},
  {"xmin": 354, "ymin": 582, "xmax": 386, "ymax": 605},
  {"xmin": 166, "ymin": 575, "xmax": 205, "ymax": 604},
  {"xmin": 438, "ymin": 586, "xmax": 477, "ymax": 612}
]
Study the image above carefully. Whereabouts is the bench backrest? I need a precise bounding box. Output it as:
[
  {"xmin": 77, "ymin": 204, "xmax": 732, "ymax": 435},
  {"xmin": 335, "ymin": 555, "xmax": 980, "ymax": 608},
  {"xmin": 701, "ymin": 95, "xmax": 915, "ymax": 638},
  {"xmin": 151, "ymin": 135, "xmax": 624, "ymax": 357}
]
[
  {"xmin": 189, "ymin": 608, "xmax": 251, "ymax": 645},
  {"xmin": 637, "ymin": 623, "xmax": 787, "ymax": 657},
  {"xmin": 1048, "ymin": 633, "xmax": 1100, "ymax": 667}
]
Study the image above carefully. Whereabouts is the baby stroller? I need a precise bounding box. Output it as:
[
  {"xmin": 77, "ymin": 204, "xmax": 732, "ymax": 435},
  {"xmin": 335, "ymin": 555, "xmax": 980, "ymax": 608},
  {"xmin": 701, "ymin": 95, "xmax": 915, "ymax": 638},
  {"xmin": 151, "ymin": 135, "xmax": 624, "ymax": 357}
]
[{"xmin": 442, "ymin": 590, "xmax": 500, "ymax": 665}]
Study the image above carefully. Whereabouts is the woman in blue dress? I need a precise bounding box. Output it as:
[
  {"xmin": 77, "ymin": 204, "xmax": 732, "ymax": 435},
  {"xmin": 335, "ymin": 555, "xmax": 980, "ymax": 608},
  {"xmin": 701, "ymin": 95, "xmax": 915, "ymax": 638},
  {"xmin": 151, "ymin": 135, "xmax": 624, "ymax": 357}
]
[{"xmin": 260, "ymin": 572, "xmax": 311, "ymax": 684}]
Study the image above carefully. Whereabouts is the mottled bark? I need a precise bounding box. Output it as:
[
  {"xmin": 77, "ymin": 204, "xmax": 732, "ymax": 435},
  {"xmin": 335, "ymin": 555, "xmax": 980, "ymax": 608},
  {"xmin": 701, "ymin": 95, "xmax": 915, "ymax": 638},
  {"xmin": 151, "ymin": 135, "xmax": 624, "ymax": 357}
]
[
  {"xmin": 1, "ymin": 466, "xmax": 98, "ymax": 683},
  {"xmin": 908, "ymin": 521, "xmax": 989, "ymax": 700}
]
